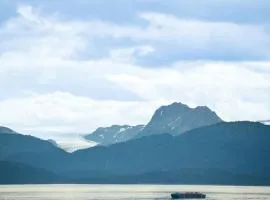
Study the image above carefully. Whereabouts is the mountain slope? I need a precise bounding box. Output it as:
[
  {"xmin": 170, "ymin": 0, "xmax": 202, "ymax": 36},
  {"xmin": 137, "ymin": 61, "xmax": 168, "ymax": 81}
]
[
  {"xmin": 73, "ymin": 122, "xmax": 270, "ymax": 183},
  {"xmin": 0, "ymin": 133, "xmax": 66, "ymax": 160},
  {"xmin": 85, "ymin": 102, "xmax": 222, "ymax": 145},
  {"xmin": 0, "ymin": 161, "xmax": 63, "ymax": 184},
  {"xmin": 0, "ymin": 126, "xmax": 17, "ymax": 134},
  {"xmin": 136, "ymin": 102, "xmax": 222, "ymax": 138},
  {"xmin": 85, "ymin": 125, "xmax": 145, "ymax": 145},
  {"xmin": 3, "ymin": 121, "xmax": 270, "ymax": 185},
  {"xmin": 78, "ymin": 169, "xmax": 270, "ymax": 186}
]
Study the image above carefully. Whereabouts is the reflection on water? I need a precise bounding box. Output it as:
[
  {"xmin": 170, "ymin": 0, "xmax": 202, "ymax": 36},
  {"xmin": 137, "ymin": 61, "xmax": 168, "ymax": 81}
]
[{"xmin": 0, "ymin": 184, "xmax": 270, "ymax": 200}]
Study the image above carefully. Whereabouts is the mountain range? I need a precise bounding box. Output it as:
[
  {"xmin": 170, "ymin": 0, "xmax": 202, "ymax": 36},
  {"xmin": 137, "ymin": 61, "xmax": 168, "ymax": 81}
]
[
  {"xmin": 0, "ymin": 102, "xmax": 270, "ymax": 185},
  {"xmin": 84, "ymin": 102, "xmax": 222, "ymax": 145},
  {"xmin": 85, "ymin": 125, "xmax": 145, "ymax": 145}
]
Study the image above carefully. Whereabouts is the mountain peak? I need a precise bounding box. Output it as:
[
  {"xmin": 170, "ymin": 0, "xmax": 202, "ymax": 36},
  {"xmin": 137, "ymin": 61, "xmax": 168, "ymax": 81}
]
[
  {"xmin": 195, "ymin": 105, "xmax": 210, "ymax": 110},
  {"xmin": 159, "ymin": 102, "xmax": 189, "ymax": 110},
  {"xmin": 0, "ymin": 126, "xmax": 17, "ymax": 134},
  {"xmin": 154, "ymin": 102, "xmax": 190, "ymax": 119},
  {"xmin": 168, "ymin": 102, "xmax": 189, "ymax": 107},
  {"xmin": 136, "ymin": 102, "xmax": 223, "ymax": 138}
]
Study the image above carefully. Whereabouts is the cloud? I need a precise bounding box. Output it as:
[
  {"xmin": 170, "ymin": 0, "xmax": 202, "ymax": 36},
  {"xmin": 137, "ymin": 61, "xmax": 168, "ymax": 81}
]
[
  {"xmin": 17, "ymin": 5, "xmax": 40, "ymax": 22},
  {"xmin": 136, "ymin": 12, "xmax": 270, "ymax": 63},
  {"xmin": 107, "ymin": 62, "xmax": 270, "ymax": 121},
  {"xmin": 3, "ymin": 0, "xmax": 269, "ymax": 24},
  {"xmin": 109, "ymin": 45, "xmax": 155, "ymax": 62},
  {"xmin": 1, "ymin": 5, "xmax": 270, "ymax": 65},
  {"xmin": 0, "ymin": 4, "xmax": 269, "ymax": 142},
  {"xmin": 1, "ymin": 61, "xmax": 269, "ymax": 139},
  {"xmin": 0, "ymin": 92, "xmax": 164, "ymax": 137}
]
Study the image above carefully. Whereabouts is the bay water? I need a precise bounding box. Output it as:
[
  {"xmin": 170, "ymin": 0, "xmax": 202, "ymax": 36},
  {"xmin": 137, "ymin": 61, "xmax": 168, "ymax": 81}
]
[{"xmin": 0, "ymin": 184, "xmax": 269, "ymax": 200}]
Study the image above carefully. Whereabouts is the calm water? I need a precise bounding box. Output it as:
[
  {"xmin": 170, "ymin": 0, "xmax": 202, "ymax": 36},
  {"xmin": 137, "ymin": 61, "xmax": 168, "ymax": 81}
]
[{"xmin": 0, "ymin": 184, "xmax": 270, "ymax": 200}]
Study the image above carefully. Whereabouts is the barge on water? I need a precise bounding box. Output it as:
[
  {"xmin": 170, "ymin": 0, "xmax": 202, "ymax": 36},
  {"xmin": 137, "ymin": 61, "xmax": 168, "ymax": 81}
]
[{"xmin": 171, "ymin": 192, "xmax": 206, "ymax": 199}]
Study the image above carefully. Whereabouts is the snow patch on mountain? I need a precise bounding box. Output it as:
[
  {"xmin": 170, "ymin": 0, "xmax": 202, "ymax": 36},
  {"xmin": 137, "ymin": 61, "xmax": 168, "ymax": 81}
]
[
  {"xmin": 50, "ymin": 135, "xmax": 97, "ymax": 153},
  {"xmin": 85, "ymin": 125, "xmax": 145, "ymax": 145},
  {"xmin": 260, "ymin": 120, "xmax": 270, "ymax": 125}
]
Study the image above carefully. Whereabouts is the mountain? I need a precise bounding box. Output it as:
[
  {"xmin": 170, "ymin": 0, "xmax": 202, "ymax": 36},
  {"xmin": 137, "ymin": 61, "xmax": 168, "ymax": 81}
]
[
  {"xmin": 0, "ymin": 161, "xmax": 63, "ymax": 184},
  {"xmin": 2, "ymin": 121, "xmax": 270, "ymax": 185},
  {"xmin": 77, "ymin": 169, "xmax": 270, "ymax": 186},
  {"xmin": 0, "ymin": 132, "xmax": 71, "ymax": 184},
  {"xmin": 72, "ymin": 121, "xmax": 270, "ymax": 185},
  {"xmin": 0, "ymin": 133, "xmax": 67, "ymax": 160},
  {"xmin": 136, "ymin": 102, "xmax": 222, "ymax": 138},
  {"xmin": 85, "ymin": 102, "xmax": 222, "ymax": 145},
  {"xmin": 84, "ymin": 125, "xmax": 145, "ymax": 145},
  {"xmin": 47, "ymin": 139, "xmax": 58, "ymax": 147},
  {"xmin": 0, "ymin": 126, "xmax": 17, "ymax": 134}
]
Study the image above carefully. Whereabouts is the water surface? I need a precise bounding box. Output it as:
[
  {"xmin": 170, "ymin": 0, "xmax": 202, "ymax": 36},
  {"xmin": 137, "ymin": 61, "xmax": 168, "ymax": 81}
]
[{"xmin": 0, "ymin": 184, "xmax": 270, "ymax": 200}]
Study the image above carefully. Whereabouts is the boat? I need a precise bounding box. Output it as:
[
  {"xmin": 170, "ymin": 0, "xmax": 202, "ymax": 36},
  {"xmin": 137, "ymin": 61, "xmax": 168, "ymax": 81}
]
[{"xmin": 171, "ymin": 192, "xmax": 206, "ymax": 199}]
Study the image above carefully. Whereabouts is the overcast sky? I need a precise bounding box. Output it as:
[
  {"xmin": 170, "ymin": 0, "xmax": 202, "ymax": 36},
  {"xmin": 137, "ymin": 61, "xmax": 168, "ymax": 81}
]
[{"xmin": 0, "ymin": 0, "xmax": 270, "ymax": 139}]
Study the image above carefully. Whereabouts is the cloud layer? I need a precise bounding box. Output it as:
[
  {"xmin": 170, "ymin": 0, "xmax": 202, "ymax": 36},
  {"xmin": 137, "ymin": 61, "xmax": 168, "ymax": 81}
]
[{"xmin": 0, "ymin": 2, "xmax": 269, "ymax": 140}]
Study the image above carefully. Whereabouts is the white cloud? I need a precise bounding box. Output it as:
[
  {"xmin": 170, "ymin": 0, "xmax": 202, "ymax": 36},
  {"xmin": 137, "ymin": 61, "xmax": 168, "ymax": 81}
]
[
  {"xmin": 109, "ymin": 45, "xmax": 155, "ymax": 62},
  {"xmin": 0, "ymin": 92, "xmax": 166, "ymax": 138},
  {"xmin": 0, "ymin": 5, "xmax": 269, "ymax": 142},
  {"xmin": 107, "ymin": 62, "xmax": 270, "ymax": 121},
  {"xmin": 3, "ymin": 5, "xmax": 269, "ymax": 61},
  {"xmin": 17, "ymin": 5, "xmax": 41, "ymax": 23}
]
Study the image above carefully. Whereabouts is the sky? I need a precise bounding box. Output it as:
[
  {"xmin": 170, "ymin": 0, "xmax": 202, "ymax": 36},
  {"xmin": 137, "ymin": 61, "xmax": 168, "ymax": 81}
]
[{"xmin": 0, "ymin": 0, "xmax": 270, "ymax": 141}]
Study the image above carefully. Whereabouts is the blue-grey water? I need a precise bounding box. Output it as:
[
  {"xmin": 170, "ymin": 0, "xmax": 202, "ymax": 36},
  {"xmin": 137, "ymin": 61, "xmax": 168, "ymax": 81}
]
[{"xmin": 0, "ymin": 185, "xmax": 269, "ymax": 200}]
